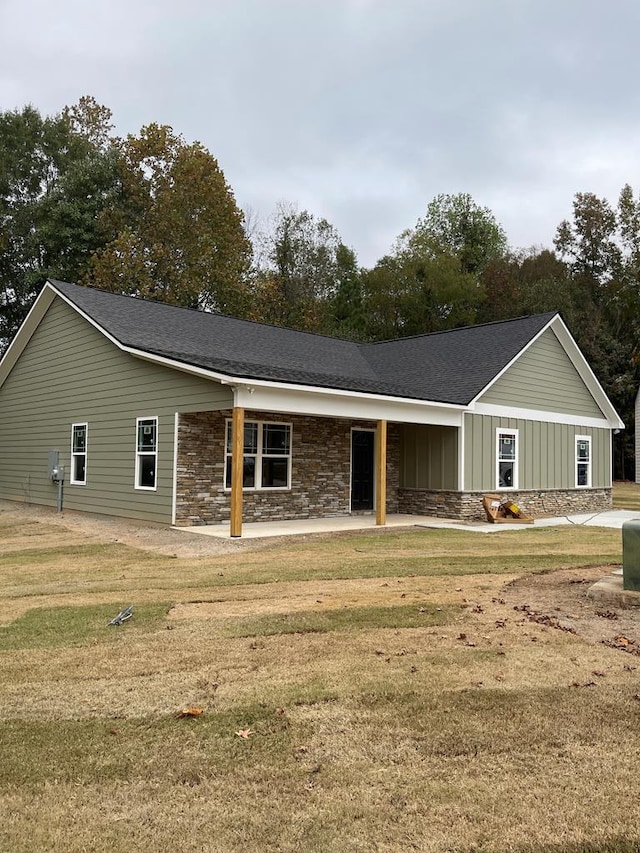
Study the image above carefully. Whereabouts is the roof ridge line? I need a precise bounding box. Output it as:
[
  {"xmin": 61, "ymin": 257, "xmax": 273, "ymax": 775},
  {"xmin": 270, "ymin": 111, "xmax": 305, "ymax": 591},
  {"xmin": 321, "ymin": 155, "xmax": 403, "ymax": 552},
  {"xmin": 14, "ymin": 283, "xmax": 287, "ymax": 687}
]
[
  {"xmin": 361, "ymin": 311, "xmax": 558, "ymax": 347},
  {"xmin": 50, "ymin": 279, "xmax": 362, "ymax": 345}
]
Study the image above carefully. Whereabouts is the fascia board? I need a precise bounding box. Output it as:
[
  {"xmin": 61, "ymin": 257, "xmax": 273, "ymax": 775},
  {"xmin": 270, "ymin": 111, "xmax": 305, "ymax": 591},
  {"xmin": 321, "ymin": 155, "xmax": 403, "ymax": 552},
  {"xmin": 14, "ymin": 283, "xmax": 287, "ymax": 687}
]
[
  {"xmin": 468, "ymin": 313, "xmax": 624, "ymax": 430},
  {"xmin": 549, "ymin": 315, "xmax": 624, "ymax": 429},
  {"xmin": 470, "ymin": 401, "xmax": 613, "ymax": 430},
  {"xmin": 0, "ymin": 282, "xmax": 56, "ymax": 389},
  {"xmin": 130, "ymin": 349, "xmax": 466, "ymax": 417},
  {"xmin": 34, "ymin": 281, "xmax": 467, "ymax": 423},
  {"xmin": 234, "ymin": 384, "xmax": 464, "ymax": 426}
]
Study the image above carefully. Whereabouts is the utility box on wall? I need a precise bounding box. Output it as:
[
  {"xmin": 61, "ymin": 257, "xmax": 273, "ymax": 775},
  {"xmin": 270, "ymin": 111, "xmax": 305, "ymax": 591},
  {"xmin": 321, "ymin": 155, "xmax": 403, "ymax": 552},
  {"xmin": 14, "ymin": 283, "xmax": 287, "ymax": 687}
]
[{"xmin": 622, "ymin": 519, "xmax": 640, "ymax": 591}]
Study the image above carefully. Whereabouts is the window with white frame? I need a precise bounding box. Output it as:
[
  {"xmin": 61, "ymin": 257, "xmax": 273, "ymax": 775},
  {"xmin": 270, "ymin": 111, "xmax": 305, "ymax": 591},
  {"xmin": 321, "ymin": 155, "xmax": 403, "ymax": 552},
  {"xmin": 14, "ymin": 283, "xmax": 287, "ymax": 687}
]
[
  {"xmin": 70, "ymin": 423, "xmax": 87, "ymax": 485},
  {"xmin": 496, "ymin": 429, "xmax": 518, "ymax": 489},
  {"xmin": 224, "ymin": 420, "xmax": 291, "ymax": 490},
  {"xmin": 576, "ymin": 435, "xmax": 591, "ymax": 487},
  {"xmin": 136, "ymin": 417, "xmax": 158, "ymax": 489}
]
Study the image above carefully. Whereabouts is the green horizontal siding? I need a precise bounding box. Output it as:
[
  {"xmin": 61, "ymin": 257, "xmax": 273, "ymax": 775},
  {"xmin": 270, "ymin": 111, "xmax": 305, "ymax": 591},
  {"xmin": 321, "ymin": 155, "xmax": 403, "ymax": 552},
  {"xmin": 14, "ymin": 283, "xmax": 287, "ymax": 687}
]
[
  {"xmin": 464, "ymin": 413, "xmax": 610, "ymax": 491},
  {"xmin": 400, "ymin": 424, "xmax": 458, "ymax": 489},
  {"xmin": 0, "ymin": 297, "xmax": 233, "ymax": 523},
  {"xmin": 478, "ymin": 328, "xmax": 605, "ymax": 419}
]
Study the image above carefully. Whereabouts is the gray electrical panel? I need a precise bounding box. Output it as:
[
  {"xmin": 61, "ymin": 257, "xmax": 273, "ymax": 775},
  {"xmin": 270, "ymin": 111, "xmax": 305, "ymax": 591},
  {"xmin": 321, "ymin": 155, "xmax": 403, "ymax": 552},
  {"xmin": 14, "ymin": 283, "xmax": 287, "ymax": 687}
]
[
  {"xmin": 48, "ymin": 450, "xmax": 64, "ymax": 484},
  {"xmin": 622, "ymin": 520, "xmax": 640, "ymax": 591},
  {"xmin": 48, "ymin": 449, "xmax": 59, "ymax": 477}
]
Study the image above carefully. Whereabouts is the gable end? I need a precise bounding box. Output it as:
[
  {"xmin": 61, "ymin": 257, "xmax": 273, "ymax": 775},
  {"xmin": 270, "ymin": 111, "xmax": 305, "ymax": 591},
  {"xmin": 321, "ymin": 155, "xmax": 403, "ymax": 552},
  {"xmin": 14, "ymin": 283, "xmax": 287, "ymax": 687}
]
[{"xmin": 476, "ymin": 327, "xmax": 606, "ymax": 420}]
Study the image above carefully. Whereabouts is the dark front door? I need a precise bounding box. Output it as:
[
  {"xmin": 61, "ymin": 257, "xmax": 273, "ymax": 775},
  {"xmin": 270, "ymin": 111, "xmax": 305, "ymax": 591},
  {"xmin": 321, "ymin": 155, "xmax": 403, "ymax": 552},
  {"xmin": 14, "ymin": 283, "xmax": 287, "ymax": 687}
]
[{"xmin": 351, "ymin": 430, "xmax": 374, "ymax": 511}]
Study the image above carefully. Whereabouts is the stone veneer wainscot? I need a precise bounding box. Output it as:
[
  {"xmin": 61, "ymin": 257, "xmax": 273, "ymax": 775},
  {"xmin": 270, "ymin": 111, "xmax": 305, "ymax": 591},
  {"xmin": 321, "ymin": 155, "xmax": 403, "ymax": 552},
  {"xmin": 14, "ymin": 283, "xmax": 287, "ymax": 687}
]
[
  {"xmin": 175, "ymin": 410, "xmax": 400, "ymax": 526},
  {"xmin": 398, "ymin": 488, "xmax": 612, "ymax": 521}
]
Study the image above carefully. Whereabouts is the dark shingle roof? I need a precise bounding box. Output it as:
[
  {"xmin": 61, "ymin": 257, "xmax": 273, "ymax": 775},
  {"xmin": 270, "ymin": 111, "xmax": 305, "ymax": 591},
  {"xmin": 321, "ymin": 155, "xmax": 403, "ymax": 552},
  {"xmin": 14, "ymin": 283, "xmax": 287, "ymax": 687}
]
[{"xmin": 50, "ymin": 280, "xmax": 556, "ymax": 406}]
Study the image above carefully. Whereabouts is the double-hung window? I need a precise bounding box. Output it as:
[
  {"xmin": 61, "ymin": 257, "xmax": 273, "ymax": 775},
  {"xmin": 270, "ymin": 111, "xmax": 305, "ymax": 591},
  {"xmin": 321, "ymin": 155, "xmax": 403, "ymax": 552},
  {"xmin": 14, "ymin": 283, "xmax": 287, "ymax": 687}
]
[
  {"xmin": 575, "ymin": 435, "xmax": 591, "ymax": 487},
  {"xmin": 496, "ymin": 429, "xmax": 518, "ymax": 490},
  {"xmin": 136, "ymin": 417, "xmax": 158, "ymax": 489},
  {"xmin": 225, "ymin": 420, "xmax": 291, "ymax": 489},
  {"xmin": 70, "ymin": 423, "xmax": 87, "ymax": 485}
]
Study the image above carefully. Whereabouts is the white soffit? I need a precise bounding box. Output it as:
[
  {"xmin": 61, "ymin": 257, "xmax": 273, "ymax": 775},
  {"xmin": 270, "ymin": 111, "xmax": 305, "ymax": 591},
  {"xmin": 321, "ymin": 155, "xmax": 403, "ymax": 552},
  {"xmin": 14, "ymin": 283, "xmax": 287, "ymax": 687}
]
[{"xmin": 234, "ymin": 384, "xmax": 464, "ymax": 426}]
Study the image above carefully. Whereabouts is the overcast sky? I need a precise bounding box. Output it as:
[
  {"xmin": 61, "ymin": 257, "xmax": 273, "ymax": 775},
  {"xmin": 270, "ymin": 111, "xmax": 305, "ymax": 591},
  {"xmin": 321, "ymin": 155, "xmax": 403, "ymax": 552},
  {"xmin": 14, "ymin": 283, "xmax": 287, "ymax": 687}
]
[{"xmin": 1, "ymin": 0, "xmax": 639, "ymax": 265}]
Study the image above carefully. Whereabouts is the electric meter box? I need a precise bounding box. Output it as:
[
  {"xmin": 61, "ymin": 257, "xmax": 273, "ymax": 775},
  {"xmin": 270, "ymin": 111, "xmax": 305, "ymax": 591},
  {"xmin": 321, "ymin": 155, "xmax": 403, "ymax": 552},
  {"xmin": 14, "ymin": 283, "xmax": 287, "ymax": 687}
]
[{"xmin": 622, "ymin": 520, "xmax": 640, "ymax": 591}]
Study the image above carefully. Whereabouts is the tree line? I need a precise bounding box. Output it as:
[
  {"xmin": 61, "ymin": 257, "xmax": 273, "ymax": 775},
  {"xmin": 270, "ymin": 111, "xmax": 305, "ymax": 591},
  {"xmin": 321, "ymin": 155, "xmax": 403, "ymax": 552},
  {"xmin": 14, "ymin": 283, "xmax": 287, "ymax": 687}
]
[{"xmin": 1, "ymin": 98, "xmax": 637, "ymax": 476}]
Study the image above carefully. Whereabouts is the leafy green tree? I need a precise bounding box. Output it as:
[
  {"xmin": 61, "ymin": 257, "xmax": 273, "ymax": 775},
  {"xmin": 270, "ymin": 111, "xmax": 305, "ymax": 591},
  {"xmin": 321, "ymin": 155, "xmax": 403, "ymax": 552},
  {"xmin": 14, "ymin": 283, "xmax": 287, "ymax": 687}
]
[
  {"xmin": 554, "ymin": 192, "xmax": 622, "ymax": 283},
  {"xmin": 480, "ymin": 249, "xmax": 574, "ymax": 322},
  {"xmin": 250, "ymin": 204, "xmax": 356, "ymax": 332},
  {"xmin": 360, "ymin": 193, "xmax": 504, "ymax": 340},
  {"xmin": 407, "ymin": 192, "xmax": 508, "ymax": 276},
  {"xmin": 552, "ymin": 189, "xmax": 640, "ymax": 479},
  {"xmin": 87, "ymin": 123, "xmax": 251, "ymax": 314},
  {"xmin": 328, "ymin": 244, "xmax": 367, "ymax": 339},
  {"xmin": 0, "ymin": 98, "xmax": 119, "ymax": 349}
]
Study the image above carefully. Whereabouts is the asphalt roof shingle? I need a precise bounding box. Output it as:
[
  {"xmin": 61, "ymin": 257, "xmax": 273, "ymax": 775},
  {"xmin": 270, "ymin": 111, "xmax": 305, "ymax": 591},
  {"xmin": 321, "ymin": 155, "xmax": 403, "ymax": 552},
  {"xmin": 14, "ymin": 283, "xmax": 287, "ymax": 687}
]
[{"xmin": 50, "ymin": 280, "xmax": 557, "ymax": 406}]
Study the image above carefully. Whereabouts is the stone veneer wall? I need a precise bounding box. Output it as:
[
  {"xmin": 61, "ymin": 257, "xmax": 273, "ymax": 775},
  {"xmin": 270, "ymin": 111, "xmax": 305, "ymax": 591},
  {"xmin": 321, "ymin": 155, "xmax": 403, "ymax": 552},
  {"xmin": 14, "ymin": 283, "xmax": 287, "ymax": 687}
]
[
  {"xmin": 176, "ymin": 410, "xmax": 400, "ymax": 526},
  {"xmin": 398, "ymin": 487, "xmax": 612, "ymax": 521}
]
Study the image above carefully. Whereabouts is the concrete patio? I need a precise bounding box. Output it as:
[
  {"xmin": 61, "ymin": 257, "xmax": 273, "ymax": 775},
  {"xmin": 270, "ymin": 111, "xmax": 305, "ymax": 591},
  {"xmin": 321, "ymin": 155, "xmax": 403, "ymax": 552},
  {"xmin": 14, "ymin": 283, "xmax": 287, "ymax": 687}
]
[{"xmin": 175, "ymin": 509, "xmax": 640, "ymax": 540}]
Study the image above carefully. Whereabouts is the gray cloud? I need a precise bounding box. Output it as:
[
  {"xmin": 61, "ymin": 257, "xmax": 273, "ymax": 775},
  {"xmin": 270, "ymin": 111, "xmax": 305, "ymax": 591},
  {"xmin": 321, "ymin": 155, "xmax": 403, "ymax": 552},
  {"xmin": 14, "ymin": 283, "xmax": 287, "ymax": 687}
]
[{"xmin": 1, "ymin": 0, "xmax": 639, "ymax": 264}]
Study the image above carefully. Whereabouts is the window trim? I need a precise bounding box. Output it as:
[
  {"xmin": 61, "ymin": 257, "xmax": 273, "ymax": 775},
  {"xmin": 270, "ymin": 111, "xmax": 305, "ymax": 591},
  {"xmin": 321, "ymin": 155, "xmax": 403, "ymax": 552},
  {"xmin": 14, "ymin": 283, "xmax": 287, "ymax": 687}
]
[
  {"xmin": 496, "ymin": 428, "xmax": 518, "ymax": 491},
  {"xmin": 70, "ymin": 422, "xmax": 87, "ymax": 486},
  {"xmin": 135, "ymin": 416, "xmax": 158, "ymax": 491},
  {"xmin": 224, "ymin": 419, "xmax": 292, "ymax": 491},
  {"xmin": 575, "ymin": 434, "xmax": 592, "ymax": 488}
]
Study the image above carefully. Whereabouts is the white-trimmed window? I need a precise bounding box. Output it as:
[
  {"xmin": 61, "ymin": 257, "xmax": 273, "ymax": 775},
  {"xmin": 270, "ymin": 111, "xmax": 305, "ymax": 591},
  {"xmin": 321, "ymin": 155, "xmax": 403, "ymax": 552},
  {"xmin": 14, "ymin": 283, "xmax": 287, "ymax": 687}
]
[
  {"xmin": 224, "ymin": 420, "xmax": 291, "ymax": 490},
  {"xmin": 576, "ymin": 435, "xmax": 592, "ymax": 488},
  {"xmin": 136, "ymin": 417, "xmax": 158, "ymax": 490},
  {"xmin": 496, "ymin": 428, "xmax": 518, "ymax": 490},
  {"xmin": 70, "ymin": 423, "xmax": 87, "ymax": 485}
]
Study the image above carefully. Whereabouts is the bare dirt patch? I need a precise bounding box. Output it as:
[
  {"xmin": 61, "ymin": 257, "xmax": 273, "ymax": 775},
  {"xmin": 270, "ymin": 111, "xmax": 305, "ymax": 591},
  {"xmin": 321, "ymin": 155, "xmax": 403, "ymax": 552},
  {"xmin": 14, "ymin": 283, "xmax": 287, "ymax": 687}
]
[
  {"xmin": 500, "ymin": 564, "xmax": 640, "ymax": 652},
  {"xmin": 0, "ymin": 499, "xmax": 258, "ymax": 557}
]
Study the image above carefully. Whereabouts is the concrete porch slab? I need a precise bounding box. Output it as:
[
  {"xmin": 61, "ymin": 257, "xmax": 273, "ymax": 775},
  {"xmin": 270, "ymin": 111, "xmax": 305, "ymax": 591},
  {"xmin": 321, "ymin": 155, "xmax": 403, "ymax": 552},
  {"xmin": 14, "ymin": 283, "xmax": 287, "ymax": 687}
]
[
  {"xmin": 173, "ymin": 513, "xmax": 451, "ymax": 540},
  {"xmin": 173, "ymin": 509, "xmax": 640, "ymax": 540}
]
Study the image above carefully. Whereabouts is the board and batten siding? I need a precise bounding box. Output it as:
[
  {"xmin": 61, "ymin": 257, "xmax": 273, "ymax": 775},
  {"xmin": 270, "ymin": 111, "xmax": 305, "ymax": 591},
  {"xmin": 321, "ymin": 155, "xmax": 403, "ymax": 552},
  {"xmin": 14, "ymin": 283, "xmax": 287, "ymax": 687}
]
[
  {"xmin": 400, "ymin": 424, "xmax": 458, "ymax": 490},
  {"xmin": 478, "ymin": 328, "xmax": 605, "ymax": 419},
  {"xmin": 0, "ymin": 297, "xmax": 233, "ymax": 523},
  {"xmin": 463, "ymin": 413, "xmax": 610, "ymax": 491}
]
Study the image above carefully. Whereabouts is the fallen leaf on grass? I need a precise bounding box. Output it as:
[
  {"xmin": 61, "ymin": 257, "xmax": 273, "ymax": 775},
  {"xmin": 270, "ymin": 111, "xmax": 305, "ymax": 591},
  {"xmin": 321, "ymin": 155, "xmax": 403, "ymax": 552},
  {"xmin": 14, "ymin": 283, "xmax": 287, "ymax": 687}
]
[
  {"xmin": 177, "ymin": 708, "xmax": 204, "ymax": 718},
  {"xmin": 235, "ymin": 728, "xmax": 253, "ymax": 739},
  {"xmin": 602, "ymin": 635, "xmax": 640, "ymax": 655}
]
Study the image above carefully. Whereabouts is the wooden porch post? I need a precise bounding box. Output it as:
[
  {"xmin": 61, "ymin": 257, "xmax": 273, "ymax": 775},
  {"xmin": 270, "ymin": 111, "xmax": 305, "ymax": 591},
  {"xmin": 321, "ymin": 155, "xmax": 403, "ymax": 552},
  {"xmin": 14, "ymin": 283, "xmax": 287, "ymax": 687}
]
[
  {"xmin": 230, "ymin": 406, "xmax": 244, "ymax": 538},
  {"xmin": 376, "ymin": 419, "xmax": 387, "ymax": 526}
]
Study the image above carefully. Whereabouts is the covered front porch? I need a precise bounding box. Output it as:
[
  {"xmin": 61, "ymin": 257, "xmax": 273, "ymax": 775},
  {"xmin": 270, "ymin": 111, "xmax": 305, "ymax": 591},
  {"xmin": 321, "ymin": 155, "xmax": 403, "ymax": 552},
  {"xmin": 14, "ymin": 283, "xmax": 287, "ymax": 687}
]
[{"xmin": 174, "ymin": 400, "xmax": 463, "ymax": 537}]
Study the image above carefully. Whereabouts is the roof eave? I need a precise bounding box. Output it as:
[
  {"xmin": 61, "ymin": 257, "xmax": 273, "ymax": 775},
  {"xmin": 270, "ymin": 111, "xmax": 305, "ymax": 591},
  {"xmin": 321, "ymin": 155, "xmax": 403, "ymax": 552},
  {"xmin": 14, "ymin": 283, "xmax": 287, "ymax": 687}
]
[
  {"xmin": 468, "ymin": 313, "xmax": 623, "ymax": 429},
  {"xmin": 4, "ymin": 281, "xmax": 465, "ymax": 415},
  {"xmin": 0, "ymin": 281, "xmax": 57, "ymax": 390}
]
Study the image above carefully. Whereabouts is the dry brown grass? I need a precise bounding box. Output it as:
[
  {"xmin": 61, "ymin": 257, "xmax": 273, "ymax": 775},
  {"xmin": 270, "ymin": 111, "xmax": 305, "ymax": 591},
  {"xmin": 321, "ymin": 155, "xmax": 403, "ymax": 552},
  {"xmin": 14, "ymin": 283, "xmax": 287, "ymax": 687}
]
[
  {"xmin": 1, "ymin": 502, "xmax": 640, "ymax": 852},
  {"xmin": 613, "ymin": 480, "xmax": 640, "ymax": 510}
]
